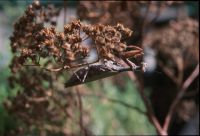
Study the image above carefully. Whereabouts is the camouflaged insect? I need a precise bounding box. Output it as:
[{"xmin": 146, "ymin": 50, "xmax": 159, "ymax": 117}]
[{"xmin": 65, "ymin": 60, "xmax": 139, "ymax": 87}]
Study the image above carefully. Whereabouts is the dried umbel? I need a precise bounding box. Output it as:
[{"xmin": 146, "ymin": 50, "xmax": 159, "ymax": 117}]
[
  {"xmin": 77, "ymin": 1, "xmax": 141, "ymax": 39},
  {"xmin": 8, "ymin": 0, "xmax": 145, "ymax": 93},
  {"xmin": 77, "ymin": 1, "xmax": 143, "ymax": 28},
  {"xmin": 7, "ymin": 0, "xmax": 146, "ymax": 135},
  {"xmin": 6, "ymin": 66, "xmax": 80, "ymax": 135},
  {"xmin": 144, "ymin": 18, "xmax": 199, "ymax": 69},
  {"xmin": 77, "ymin": 1, "xmax": 184, "ymax": 44},
  {"xmin": 7, "ymin": 0, "xmax": 146, "ymax": 133},
  {"xmin": 78, "ymin": 1, "xmax": 183, "ymax": 26},
  {"xmin": 10, "ymin": 8, "xmax": 142, "ymax": 72},
  {"xmin": 9, "ymin": 0, "xmax": 60, "ymax": 72},
  {"xmin": 144, "ymin": 18, "xmax": 199, "ymax": 86},
  {"xmin": 7, "ymin": 1, "xmax": 84, "ymax": 135}
]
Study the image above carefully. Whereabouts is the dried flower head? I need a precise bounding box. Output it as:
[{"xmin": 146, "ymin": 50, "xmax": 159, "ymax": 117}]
[{"xmin": 7, "ymin": 1, "xmax": 147, "ymax": 135}]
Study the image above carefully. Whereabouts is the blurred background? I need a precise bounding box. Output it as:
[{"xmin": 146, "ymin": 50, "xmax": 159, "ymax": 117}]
[{"xmin": 0, "ymin": 1, "xmax": 199, "ymax": 135}]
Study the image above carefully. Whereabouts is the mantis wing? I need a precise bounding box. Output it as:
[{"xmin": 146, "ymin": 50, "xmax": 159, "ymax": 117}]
[{"xmin": 65, "ymin": 61, "xmax": 131, "ymax": 88}]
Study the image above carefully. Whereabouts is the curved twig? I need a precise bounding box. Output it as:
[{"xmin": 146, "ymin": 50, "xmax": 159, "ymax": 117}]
[{"xmin": 163, "ymin": 64, "xmax": 199, "ymax": 132}]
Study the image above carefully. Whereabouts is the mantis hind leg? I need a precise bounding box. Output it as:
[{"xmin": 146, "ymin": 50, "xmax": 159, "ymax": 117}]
[
  {"xmin": 126, "ymin": 45, "xmax": 143, "ymax": 51},
  {"xmin": 82, "ymin": 66, "xmax": 90, "ymax": 82},
  {"xmin": 73, "ymin": 63, "xmax": 91, "ymax": 83},
  {"xmin": 123, "ymin": 58, "xmax": 140, "ymax": 71}
]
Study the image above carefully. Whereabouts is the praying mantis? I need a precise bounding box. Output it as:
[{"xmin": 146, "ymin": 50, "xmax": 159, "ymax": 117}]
[
  {"xmin": 65, "ymin": 45, "xmax": 147, "ymax": 87},
  {"xmin": 24, "ymin": 44, "xmax": 146, "ymax": 87},
  {"xmin": 65, "ymin": 59, "xmax": 146, "ymax": 87}
]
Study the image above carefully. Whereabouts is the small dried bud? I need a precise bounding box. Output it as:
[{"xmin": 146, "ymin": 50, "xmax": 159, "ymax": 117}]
[
  {"xmin": 32, "ymin": 0, "xmax": 41, "ymax": 9},
  {"xmin": 62, "ymin": 43, "xmax": 71, "ymax": 51},
  {"xmin": 71, "ymin": 20, "xmax": 81, "ymax": 29},
  {"xmin": 64, "ymin": 25, "xmax": 72, "ymax": 34}
]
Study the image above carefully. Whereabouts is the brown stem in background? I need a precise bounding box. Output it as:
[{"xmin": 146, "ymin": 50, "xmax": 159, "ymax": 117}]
[
  {"xmin": 127, "ymin": 62, "xmax": 199, "ymax": 135},
  {"xmin": 149, "ymin": 4, "xmax": 162, "ymax": 25},
  {"xmin": 63, "ymin": 0, "xmax": 67, "ymax": 25},
  {"xmin": 127, "ymin": 71, "xmax": 166, "ymax": 135},
  {"xmin": 173, "ymin": 54, "xmax": 184, "ymax": 88},
  {"xmin": 158, "ymin": 60, "xmax": 179, "ymax": 85},
  {"xmin": 141, "ymin": 2, "xmax": 151, "ymax": 45},
  {"xmin": 76, "ymin": 90, "xmax": 146, "ymax": 115},
  {"xmin": 163, "ymin": 64, "xmax": 199, "ymax": 132},
  {"xmin": 70, "ymin": 84, "xmax": 146, "ymax": 115},
  {"xmin": 177, "ymin": 58, "xmax": 184, "ymax": 87},
  {"xmin": 76, "ymin": 87, "xmax": 85, "ymax": 136},
  {"xmin": 50, "ymin": 91, "xmax": 72, "ymax": 119},
  {"xmin": 140, "ymin": 91, "xmax": 167, "ymax": 135}
]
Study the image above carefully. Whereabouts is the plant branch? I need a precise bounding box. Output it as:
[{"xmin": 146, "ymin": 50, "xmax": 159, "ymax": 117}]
[
  {"xmin": 76, "ymin": 86, "xmax": 85, "ymax": 136},
  {"xmin": 158, "ymin": 60, "xmax": 179, "ymax": 85},
  {"xmin": 78, "ymin": 91, "xmax": 146, "ymax": 115},
  {"xmin": 163, "ymin": 64, "xmax": 199, "ymax": 132},
  {"xmin": 127, "ymin": 69, "xmax": 166, "ymax": 135},
  {"xmin": 63, "ymin": 0, "xmax": 67, "ymax": 25}
]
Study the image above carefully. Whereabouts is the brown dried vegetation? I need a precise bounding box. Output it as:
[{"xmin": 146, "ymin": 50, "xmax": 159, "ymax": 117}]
[
  {"xmin": 4, "ymin": 0, "xmax": 199, "ymax": 136},
  {"xmin": 6, "ymin": 1, "xmax": 144, "ymax": 135}
]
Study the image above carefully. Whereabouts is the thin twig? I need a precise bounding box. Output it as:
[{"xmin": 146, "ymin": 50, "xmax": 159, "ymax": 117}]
[
  {"xmin": 76, "ymin": 86, "xmax": 85, "ymax": 136},
  {"xmin": 82, "ymin": 35, "xmax": 90, "ymax": 42},
  {"xmin": 158, "ymin": 60, "xmax": 178, "ymax": 84},
  {"xmin": 141, "ymin": 2, "xmax": 151, "ymax": 45},
  {"xmin": 140, "ymin": 87, "xmax": 166, "ymax": 135},
  {"xmin": 149, "ymin": 3, "xmax": 162, "ymax": 26},
  {"xmin": 63, "ymin": 0, "xmax": 67, "ymax": 25},
  {"xmin": 163, "ymin": 64, "xmax": 199, "ymax": 132},
  {"xmin": 79, "ymin": 91, "xmax": 146, "ymax": 115},
  {"xmin": 126, "ymin": 66, "xmax": 166, "ymax": 135},
  {"xmin": 60, "ymin": 85, "xmax": 146, "ymax": 115}
]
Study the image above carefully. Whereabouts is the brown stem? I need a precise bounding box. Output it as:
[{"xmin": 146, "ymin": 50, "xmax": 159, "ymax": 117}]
[
  {"xmin": 69, "ymin": 84, "xmax": 147, "ymax": 114},
  {"xmin": 76, "ymin": 87, "xmax": 85, "ymax": 136},
  {"xmin": 127, "ymin": 70, "xmax": 166, "ymax": 135},
  {"xmin": 23, "ymin": 57, "xmax": 100, "ymax": 72},
  {"xmin": 63, "ymin": 0, "xmax": 67, "ymax": 25},
  {"xmin": 158, "ymin": 60, "xmax": 179, "ymax": 85},
  {"xmin": 141, "ymin": 2, "xmax": 151, "ymax": 45},
  {"xmin": 149, "ymin": 3, "xmax": 162, "ymax": 26},
  {"xmin": 137, "ymin": 78, "xmax": 166, "ymax": 135},
  {"xmin": 77, "ymin": 91, "xmax": 146, "ymax": 115},
  {"xmin": 163, "ymin": 64, "xmax": 199, "ymax": 132}
]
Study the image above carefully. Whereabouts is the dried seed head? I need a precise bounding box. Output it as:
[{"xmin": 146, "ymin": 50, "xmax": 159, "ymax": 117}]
[
  {"xmin": 10, "ymin": 2, "xmax": 137, "ymax": 71},
  {"xmin": 64, "ymin": 25, "xmax": 72, "ymax": 34},
  {"xmin": 71, "ymin": 20, "xmax": 81, "ymax": 29},
  {"xmin": 32, "ymin": 0, "xmax": 41, "ymax": 9},
  {"xmin": 65, "ymin": 51, "xmax": 75, "ymax": 61},
  {"xmin": 62, "ymin": 43, "xmax": 71, "ymax": 51},
  {"xmin": 117, "ymin": 43, "xmax": 127, "ymax": 52}
]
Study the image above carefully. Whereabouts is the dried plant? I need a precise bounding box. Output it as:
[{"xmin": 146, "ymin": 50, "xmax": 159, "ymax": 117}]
[
  {"xmin": 6, "ymin": 1, "xmax": 90, "ymax": 135},
  {"xmin": 10, "ymin": 1, "xmax": 144, "ymax": 72},
  {"xmin": 144, "ymin": 18, "xmax": 199, "ymax": 85},
  {"xmin": 143, "ymin": 18, "xmax": 199, "ymax": 134},
  {"xmin": 6, "ymin": 1, "xmax": 145, "ymax": 135},
  {"xmin": 16, "ymin": 22, "xmax": 142, "ymax": 68},
  {"xmin": 77, "ymin": 1, "xmax": 184, "ymax": 44},
  {"xmin": 9, "ymin": 0, "xmax": 60, "ymax": 73},
  {"xmin": 77, "ymin": 1, "xmax": 183, "ymax": 27},
  {"xmin": 77, "ymin": 1, "xmax": 199, "ymax": 135},
  {"xmin": 4, "ymin": 0, "xmax": 198, "ymax": 136}
]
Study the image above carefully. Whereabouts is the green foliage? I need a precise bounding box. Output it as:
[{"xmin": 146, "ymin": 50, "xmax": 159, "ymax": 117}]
[
  {"xmin": 83, "ymin": 77, "xmax": 156, "ymax": 135},
  {"xmin": 0, "ymin": 68, "xmax": 19, "ymax": 135},
  {"xmin": 0, "ymin": 1, "xmax": 26, "ymax": 26},
  {"xmin": 0, "ymin": 68, "xmax": 10, "ymax": 103},
  {"xmin": 0, "ymin": 105, "xmax": 17, "ymax": 136}
]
